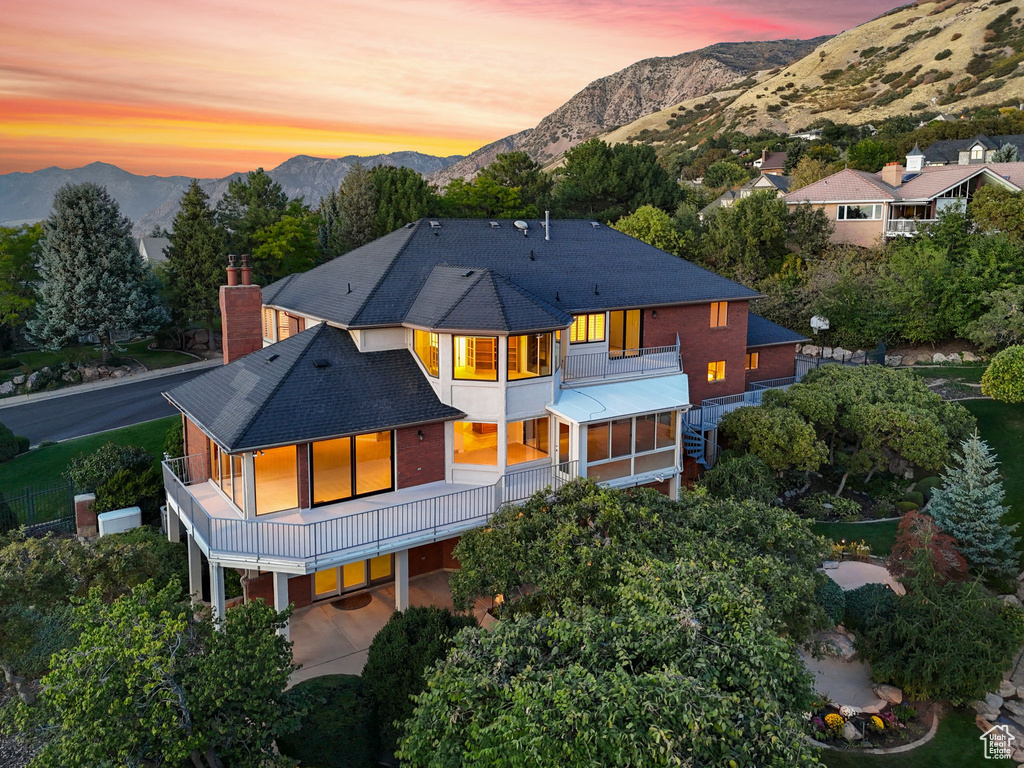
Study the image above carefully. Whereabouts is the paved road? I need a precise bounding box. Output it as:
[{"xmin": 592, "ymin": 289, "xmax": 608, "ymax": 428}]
[{"xmin": 0, "ymin": 369, "xmax": 209, "ymax": 445}]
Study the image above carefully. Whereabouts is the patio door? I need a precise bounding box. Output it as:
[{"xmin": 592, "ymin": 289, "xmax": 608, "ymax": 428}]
[{"xmin": 312, "ymin": 555, "xmax": 395, "ymax": 601}]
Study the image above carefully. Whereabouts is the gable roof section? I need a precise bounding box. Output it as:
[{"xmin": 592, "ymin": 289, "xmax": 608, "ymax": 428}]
[
  {"xmin": 785, "ymin": 169, "xmax": 897, "ymax": 204},
  {"xmin": 760, "ymin": 151, "xmax": 787, "ymax": 170},
  {"xmin": 746, "ymin": 314, "xmax": 808, "ymax": 348},
  {"xmin": 163, "ymin": 324, "xmax": 462, "ymax": 452},
  {"xmin": 139, "ymin": 236, "xmax": 170, "ymax": 262},
  {"xmin": 405, "ymin": 265, "xmax": 573, "ymax": 332},
  {"xmin": 750, "ymin": 174, "xmax": 792, "ymax": 193},
  {"xmin": 923, "ymin": 134, "xmax": 1024, "ymax": 164},
  {"xmin": 897, "ymin": 164, "xmax": 1024, "ymax": 201},
  {"xmin": 261, "ymin": 219, "xmax": 761, "ymax": 327}
]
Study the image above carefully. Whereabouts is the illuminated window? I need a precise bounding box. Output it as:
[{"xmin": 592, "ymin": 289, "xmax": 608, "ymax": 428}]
[
  {"xmin": 508, "ymin": 333, "xmax": 552, "ymax": 380},
  {"xmin": 608, "ymin": 309, "xmax": 641, "ymax": 355},
  {"xmin": 453, "ymin": 336, "xmax": 498, "ymax": 381},
  {"xmin": 453, "ymin": 422, "xmax": 498, "ymax": 465},
  {"xmin": 707, "ymin": 361, "xmax": 726, "ymax": 382},
  {"xmin": 970, "ymin": 145, "xmax": 984, "ymax": 161},
  {"xmin": 710, "ymin": 302, "xmax": 728, "ymax": 328},
  {"xmin": 745, "ymin": 352, "xmax": 759, "ymax": 371},
  {"xmin": 277, "ymin": 310, "xmax": 292, "ymax": 340},
  {"xmin": 558, "ymin": 421, "xmax": 570, "ymax": 462},
  {"xmin": 413, "ymin": 330, "xmax": 439, "ymax": 377},
  {"xmin": 569, "ymin": 313, "xmax": 605, "ymax": 344},
  {"xmin": 262, "ymin": 307, "xmax": 275, "ymax": 341},
  {"xmin": 254, "ymin": 446, "xmax": 298, "ymax": 515},
  {"xmin": 310, "ymin": 432, "xmax": 393, "ymax": 505},
  {"xmin": 507, "ymin": 417, "xmax": 549, "ymax": 465}
]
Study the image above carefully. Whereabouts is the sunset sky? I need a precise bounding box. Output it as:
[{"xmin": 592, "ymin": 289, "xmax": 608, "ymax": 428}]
[{"xmin": 1, "ymin": 0, "xmax": 900, "ymax": 177}]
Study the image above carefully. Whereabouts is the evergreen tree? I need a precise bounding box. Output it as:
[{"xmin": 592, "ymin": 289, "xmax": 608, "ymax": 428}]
[
  {"xmin": 477, "ymin": 151, "xmax": 553, "ymax": 210},
  {"xmin": 215, "ymin": 169, "xmax": 288, "ymax": 263},
  {"xmin": 29, "ymin": 183, "xmax": 166, "ymax": 356},
  {"xmin": 336, "ymin": 163, "xmax": 379, "ymax": 250},
  {"xmin": 993, "ymin": 143, "xmax": 1019, "ymax": 163},
  {"xmin": 371, "ymin": 166, "xmax": 433, "ymax": 236},
  {"xmin": 930, "ymin": 431, "xmax": 1018, "ymax": 578},
  {"xmin": 166, "ymin": 181, "xmax": 224, "ymax": 328}
]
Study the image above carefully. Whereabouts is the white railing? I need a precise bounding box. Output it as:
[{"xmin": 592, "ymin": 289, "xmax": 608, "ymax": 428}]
[
  {"xmin": 886, "ymin": 218, "xmax": 935, "ymax": 236},
  {"xmin": 562, "ymin": 341, "xmax": 681, "ymax": 382},
  {"xmin": 163, "ymin": 457, "xmax": 577, "ymax": 566}
]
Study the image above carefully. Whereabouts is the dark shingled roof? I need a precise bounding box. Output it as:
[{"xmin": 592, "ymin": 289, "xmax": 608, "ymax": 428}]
[
  {"xmin": 746, "ymin": 314, "xmax": 808, "ymax": 348},
  {"xmin": 923, "ymin": 134, "xmax": 1024, "ymax": 164},
  {"xmin": 404, "ymin": 265, "xmax": 573, "ymax": 332},
  {"xmin": 261, "ymin": 219, "xmax": 761, "ymax": 328},
  {"xmin": 163, "ymin": 324, "xmax": 462, "ymax": 451}
]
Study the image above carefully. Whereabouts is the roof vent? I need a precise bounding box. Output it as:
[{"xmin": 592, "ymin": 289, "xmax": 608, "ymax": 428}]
[
  {"xmin": 266, "ymin": 353, "xmax": 279, "ymax": 362},
  {"xmin": 404, "ymin": 222, "xmax": 414, "ymax": 229},
  {"xmin": 429, "ymin": 220, "xmax": 441, "ymax": 228},
  {"xmin": 313, "ymin": 359, "xmax": 331, "ymax": 369},
  {"xmin": 590, "ymin": 221, "xmax": 600, "ymax": 228},
  {"xmin": 489, "ymin": 221, "xmax": 500, "ymax": 228},
  {"xmin": 460, "ymin": 269, "xmax": 475, "ymax": 278},
  {"xmin": 513, "ymin": 220, "xmax": 529, "ymax": 231}
]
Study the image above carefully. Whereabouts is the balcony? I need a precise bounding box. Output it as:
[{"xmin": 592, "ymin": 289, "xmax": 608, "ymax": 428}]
[
  {"xmin": 562, "ymin": 341, "xmax": 681, "ymax": 383},
  {"xmin": 162, "ymin": 455, "xmax": 577, "ymax": 572},
  {"xmin": 885, "ymin": 218, "xmax": 936, "ymax": 237}
]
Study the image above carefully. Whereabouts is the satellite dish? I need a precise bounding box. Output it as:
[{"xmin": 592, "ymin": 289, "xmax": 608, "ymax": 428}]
[{"xmin": 513, "ymin": 220, "xmax": 529, "ymax": 231}]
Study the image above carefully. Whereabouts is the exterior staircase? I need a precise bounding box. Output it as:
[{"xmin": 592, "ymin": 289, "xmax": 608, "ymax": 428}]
[{"xmin": 680, "ymin": 421, "xmax": 708, "ymax": 468}]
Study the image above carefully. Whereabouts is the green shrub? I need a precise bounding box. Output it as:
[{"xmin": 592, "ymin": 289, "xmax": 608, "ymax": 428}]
[
  {"xmin": 815, "ymin": 577, "xmax": 846, "ymax": 627},
  {"xmin": 902, "ymin": 491, "xmax": 925, "ymax": 507},
  {"xmin": 0, "ymin": 357, "xmax": 19, "ymax": 370},
  {"xmin": 163, "ymin": 422, "xmax": 184, "ymax": 460},
  {"xmin": 698, "ymin": 453, "xmax": 777, "ymax": 504},
  {"xmin": 278, "ymin": 675, "xmax": 377, "ymax": 768},
  {"xmin": 0, "ymin": 491, "xmax": 18, "ymax": 535},
  {"xmin": 982, "ymin": 346, "xmax": 1024, "ymax": 403},
  {"xmin": 363, "ymin": 605, "xmax": 477, "ymax": 753},
  {"xmin": 891, "ymin": 703, "xmax": 917, "ymax": 723},
  {"xmin": 89, "ymin": 526, "xmax": 188, "ymax": 598},
  {"xmin": 65, "ymin": 441, "xmax": 153, "ymax": 492},
  {"xmin": 880, "ymin": 71, "xmax": 903, "ymax": 84},
  {"xmin": 14, "ymin": 436, "xmax": 29, "ymax": 455},
  {"xmin": 799, "ymin": 492, "xmax": 861, "ymax": 520},
  {"xmin": 935, "ymin": 49, "xmax": 952, "ymax": 60},
  {"xmin": 915, "ymin": 476, "xmax": 942, "ymax": 501},
  {"xmin": 844, "ymin": 582, "xmax": 898, "ymax": 635},
  {"xmin": 895, "ymin": 500, "xmax": 920, "ymax": 513},
  {"xmin": 0, "ymin": 422, "xmax": 20, "ymax": 464},
  {"xmin": 93, "ymin": 466, "xmax": 163, "ymax": 526}
]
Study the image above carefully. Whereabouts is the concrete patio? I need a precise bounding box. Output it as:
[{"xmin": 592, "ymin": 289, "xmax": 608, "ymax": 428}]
[{"xmin": 289, "ymin": 571, "xmax": 491, "ymax": 685}]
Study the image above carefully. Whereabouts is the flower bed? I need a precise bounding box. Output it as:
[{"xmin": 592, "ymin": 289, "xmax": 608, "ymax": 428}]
[{"xmin": 810, "ymin": 701, "xmax": 930, "ymax": 749}]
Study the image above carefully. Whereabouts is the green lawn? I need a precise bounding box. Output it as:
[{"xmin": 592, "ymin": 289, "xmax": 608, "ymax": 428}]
[
  {"xmin": 2, "ymin": 339, "xmax": 196, "ymax": 382},
  {"xmin": 0, "ymin": 416, "xmax": 177, "ymax": 494},
  {"xmin": 813, "ymin": 520, "xmax": 899, "ymax": 557},
  {"xmin": 118, "ymin": 338, "xmax": 199, "ymax": 370},
  {"xmin": 910, "ymin": 365, "xmax": 986, "ymax": 384},
  {"xmin": 820, "ymin": 709, "xmax": 1013, "ymax": 768}
]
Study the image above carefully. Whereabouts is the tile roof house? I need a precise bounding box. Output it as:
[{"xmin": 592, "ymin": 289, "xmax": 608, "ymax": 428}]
[
  {"xmin": 699, "ymin": 173, "xmax": 792, "ymax": 219},
  {"xmin": 785, "ymin": 146, "xmax": 1024, "ymax": 246},
  {"xmin": 159, "ymin": 218, "xmax": 806, "ymax": 635}
]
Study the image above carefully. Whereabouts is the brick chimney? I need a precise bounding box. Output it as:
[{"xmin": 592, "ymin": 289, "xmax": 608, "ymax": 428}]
[
  {"xmin": 880, "ymin": 162, "xmax": 905, "ymax": 188},
  {"xmin": 219, "ymin": 254, "xmax": 262, "ymax": 365}
]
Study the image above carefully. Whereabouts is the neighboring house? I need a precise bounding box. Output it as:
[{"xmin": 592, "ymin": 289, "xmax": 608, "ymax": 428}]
[
  {"xmin": 918, "ymin": 112, "xmax": 960, "ymax": 127},
  {"xmin": 139, "ymin": 236, "xmax": 170, "ymax": 263},
  {"xmin": 784, "ymin": 147, "xmax": 1024, "ymax": 246},
  {"xmin": 699, "ymin": 174, "xmax": 792, "ymax": 219},
  {"xmin": 788, "ymin": 129, "xmax": 823, "ymax": 141},
  {"xmin": 159, "ymin": 218, "xmax": 805, "ymax": 634},
  {"xmin": 753, "ymin": 149, "xmax": 787, "ymax": 175},
  {"xmin": 920, "ymin": 134, "xmax": 1024, "ymax": 166}
]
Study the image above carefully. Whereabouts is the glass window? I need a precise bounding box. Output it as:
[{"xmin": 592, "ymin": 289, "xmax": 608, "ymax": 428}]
[
  {"xmin": 311, "ymin": 436, "xmax": 352, "ymax": 504},
  {"xmin": 707, "ymin": 360, "xmax": 726, "ymax": 382},
  {"xmin": 508, "ymin": 333, "xmax": 552, "ymax": 380},
  {"xmin": 218, "ymin": 448, "xmax": 231, "ymax": 499},
  {"xmin": 507, "ymin": 417, "xmax": 550, "ymax": 465},
  {"xmin": 587, "ymin": 422, "xmax": 610, "ymax": 463},
  {"xmin": 209, "ymin": 441, "xmax": 219, "ymax": 484},
  {"xmin": 837, "ymin": 204, "xmax": 882, "ymax": 221},
  {"xmin": 746, "ymin": 352, "xmax": 759, "ymax": 371},
  {"xmin": 262, "ymin": 307, "xmax": 275, "ymax": 341},
  {"xmin": 656, "ymin": 412, "xmax": 676, "ymax": 449},
  {"xmin": 569, "ymin": 313, "xmax": 605, "ymax": 344},
  {"xmin": 559, "ymin": 421, "xmax": 570, "ymax": 463},
  {"xmin": 453, "ymin": 421, "xmax": 498, "ymax": 465},
  {"xmin": 254, "ymin": 446, "xmax": 298, "ymax": 515},
  {"xmin": 231, "ymin": 454, "xmax": 243, "ymax": 503},
  {"xmin": 453, "ymin": 336, "xmax": 498, "ymax": 381},
  {"xmin": 369, "ymin": 554, "xmax": 393, "ymax": 581},
  {"xmin": 413, "ymin": 330, "xmax": 439, "ymax": 377},
  {"xmin": 634, "ymin": 414, "xmax": 656, "ymax": 453},
  {"xmin": 277, "ymin": 310, "xmax": 292, "ymax": 340},
  {"xmin": 710, "ymin": 302, "xmax": 728, "ymax": 328},
  {"xmin": 611, "ymin": 419, "xmax": 632, "ymax": 458},
  {"xmin": 355, "ymin": 432, "xmax": 392, "ymax": 496},
  {"xmin": 608, "ymin": 310, "xmax": 641, "ymax": 355}
]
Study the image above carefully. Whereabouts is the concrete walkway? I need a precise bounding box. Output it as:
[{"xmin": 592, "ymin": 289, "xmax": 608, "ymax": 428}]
[
  {"xmin": 289, "ymin": 571, "xmax": 490, "ymax": 685},
  {"xmin": 825, "ymin": 560, "xmax": 905, "ymax": 595},
  {"xmin": 801, "ymin": 652, "xmax": 882, "ymax": 709}
]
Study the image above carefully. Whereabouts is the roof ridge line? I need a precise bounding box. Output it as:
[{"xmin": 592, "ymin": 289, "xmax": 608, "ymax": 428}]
[
  {"xmin": 235, "ymin": 324, "xmax": 328, "ymax": 448},
  {"xmin": 493, "ymin": 271, "xmax": 570, "ymax": 323},
  {"xmin": 350, "ymin": 223, "xmax": 420, "ymax": 326},
  {"xmin": 431, "ymin": 269, "xmax": 488, "ymax": 329},
  {"xmin": 488, "ymin": 272, "xmax": 512, "ymax": 331}
]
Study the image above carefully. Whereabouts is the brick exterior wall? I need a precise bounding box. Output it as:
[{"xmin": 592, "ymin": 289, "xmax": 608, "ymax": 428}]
[
  {"xmin": 219, "ymin": 284, "xmax": 263, "ymax": 364},
  {"xmin": 183, "ymin": 417, "xmax": 211, "ymax": 480},
  {"xmin": 396, "ymin": 422, "xmax": 445, "ymax": 489},
  {"xmin": 745, "ymin": 343, "xmax": 799, "ymax": 388},
  {"xmin": 642, "ymin": 301, "xmax": 749, "ymax": 405},
  {"xmin": 243, "ymin": 572, "xmax": 313, "ymax": 609}
]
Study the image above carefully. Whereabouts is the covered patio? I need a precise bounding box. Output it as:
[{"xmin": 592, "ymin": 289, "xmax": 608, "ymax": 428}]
[{"xmin": 288, "ymin": 571, "xmax": 492, "ymax": 685}]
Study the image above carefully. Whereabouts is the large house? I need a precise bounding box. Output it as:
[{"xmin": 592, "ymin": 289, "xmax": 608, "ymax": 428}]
[
  {"xmin": 700, "ymin": 173, "xmax": 792, "ymax": 220},
  {"xmin": 919, "ymin": 134, "xmax": 1024, "ymax": 166},
  {"xmin": 785, "ymin": 146, "xmax": 1024, "ymax": 246},
  {"xmin": 160, "ymin": 218, "xmax": 805, "ymax": 636}
]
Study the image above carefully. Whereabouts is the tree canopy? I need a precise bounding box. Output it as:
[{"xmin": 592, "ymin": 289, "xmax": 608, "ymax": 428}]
[{"xmin": 166, "ymin": 180, "xmax": 225, "ymax": 328}]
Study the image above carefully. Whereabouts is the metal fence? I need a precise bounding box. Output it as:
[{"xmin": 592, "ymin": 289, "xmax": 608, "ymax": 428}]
[
  {"xmin": 562, "ymin": 343, "xmax": 680, "ymax": 382},
  {"xmin": 4, "ymin": 483, "xmax": 76, "ymax": 535},
  {"xmin": 163, "ymin": 456, "xmax": 578, "ymax": 565}
]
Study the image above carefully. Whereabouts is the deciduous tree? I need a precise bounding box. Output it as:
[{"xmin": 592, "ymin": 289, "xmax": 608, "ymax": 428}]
[
  {"xmin": 0, "ymin": 223, "xmax": 41, "ymax": 352},
  {"xmin": 982, "ymin": 345, "xmax": 1024, "ymax": 403},
  {"xmin": 611, "ymin": 204, "xmax": 684, "ymax": 255}
]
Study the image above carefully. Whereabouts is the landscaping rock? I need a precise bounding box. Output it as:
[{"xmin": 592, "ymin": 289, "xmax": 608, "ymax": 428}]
[
  {"xmin": 1004, "ymin": 595, "xmax": 1023, "ymax": 609},
  {"xmin": 962, "ymin": 351, "xmax": 981, "ymax": 363},
  {"xmin": 79, "ymin": 366, "xmax": 99, "ymax": 382},
  {"xmin": 111, "ymin": 368, "xmax": 128, "ymax": 379},
  {"xmin": 972, "ymin": 693, "xmax": 1003, "ymax": 720},
  {"xmin": 1018, "ymin": 686, "xmax": 1024, "ymax": 700},
  {"xmin": 822, "ymin": 347, "xmax": 833, "ymax": 359},
  {"xmin": 861, "ymin": 700, "xmax": 888, "ymax": 714},
  {"xmin": 1005, "ymin": 699, "xmax": 1024, "ymax": 719},
  {"xmin": 884, "ymin": 355, "xmax": 903, "ymax": 367},
  {"xmin": 817, "ymin": 630, "xmax": 857, "ymax": 662},
  {"xmin": 25, "ymin": 372, "xmax": 39, "ymax": 390},
  {"xmin": 842, "ymin": 721, "xmax": 862, "ymax": 741},
  {"xmin": 0, "ymin": 381, "xmax": 13, "ymax": 396},
  {"xmin": 802, "ymin": 345, "xmax": 821, "ymax": 357},
  {"xmin": 11, "ymin": 374, "xmax": 24, "ymax": 385},
  {"xmin": 872, "ymin": 684, "xmax": 903, "ymax": 705},
  {"xmin": 1012, "ymin": 748, "xmax": 1024, "ymax": 762},
  {"xmin": 1002, "ymin": 681, "xmax": 1019, "ymax": 699},
  {"xmin": 833, "ymin": 347, "xmax": 852, "ymax": 362},
  {"xmin": 850, "ymin": 350, "xmax": 866, "ymax": 363},
  {"xmin": 932, "ymin": 352, "xmax": 949, "ymax": 363}
]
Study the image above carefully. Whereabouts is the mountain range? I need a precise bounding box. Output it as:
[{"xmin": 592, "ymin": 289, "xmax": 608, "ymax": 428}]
[{"xmin": 0, "ymin": 152, "xmax": 463, "ymax": 235}]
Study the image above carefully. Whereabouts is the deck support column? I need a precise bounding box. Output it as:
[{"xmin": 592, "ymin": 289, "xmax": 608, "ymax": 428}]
[
  {"xmin": 166, "ymin": 508, "xmax": 180, "ymax": 543},
  {"xmin": 273, "ymin": 571, "xmax": 291, "ymax": 640},
  {"xmin": 210, "ymin": 563, "xmax": 226, "ymax": 625},
  {"xmin": 187, "ymin": 533, "xmax": 203, "ymax": 605},
  {"xmin": 395, "ymin": 550, "xmax": 409, "ymax": 612}
]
